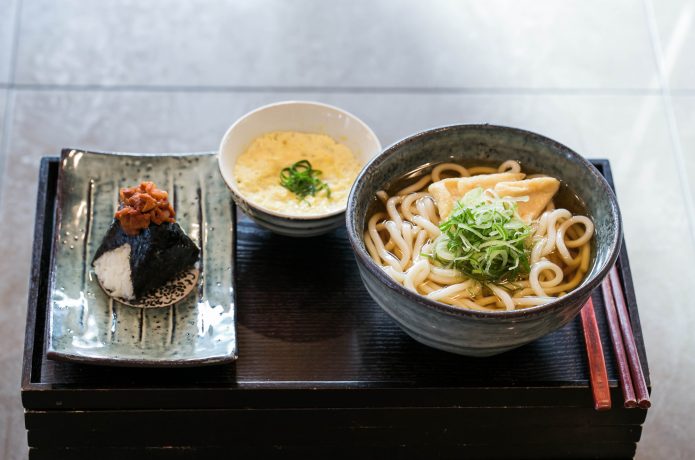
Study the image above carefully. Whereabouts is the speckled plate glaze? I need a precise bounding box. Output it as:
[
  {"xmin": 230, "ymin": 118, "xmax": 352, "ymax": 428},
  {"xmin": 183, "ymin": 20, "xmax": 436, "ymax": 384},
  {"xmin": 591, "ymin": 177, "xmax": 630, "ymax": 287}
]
[
  {"xmin": 98, "ymin": 266, "xmax": 200, "ymax": 309},
  {"xmin": 47, "ymin": 149, "xmax": 237, "ymax": 367}
]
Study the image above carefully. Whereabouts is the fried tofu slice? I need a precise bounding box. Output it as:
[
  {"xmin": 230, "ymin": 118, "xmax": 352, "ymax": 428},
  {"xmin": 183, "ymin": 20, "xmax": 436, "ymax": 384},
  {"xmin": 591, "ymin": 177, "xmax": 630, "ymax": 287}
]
[
  {"xmin": 428, "ymin": 173, "xmax": 560, "ymax": 223},
  {"xmin": 428, "ymin": 172, "xmax": 525, "ymax": 220},
  {"xmin": 494, "ymin": 177, "xmax": 560, "ymax": 222}
]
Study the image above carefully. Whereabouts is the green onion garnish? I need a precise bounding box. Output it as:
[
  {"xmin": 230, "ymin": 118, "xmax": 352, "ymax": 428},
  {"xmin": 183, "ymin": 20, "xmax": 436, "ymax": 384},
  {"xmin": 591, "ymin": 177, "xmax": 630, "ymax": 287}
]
[
  {"xmin": 279, "ymin": 159, "xmax": 331, "ymax": 202},
  {"xmin": 428, "ymin": 187, "xmax": 532, "ymax": 282}
]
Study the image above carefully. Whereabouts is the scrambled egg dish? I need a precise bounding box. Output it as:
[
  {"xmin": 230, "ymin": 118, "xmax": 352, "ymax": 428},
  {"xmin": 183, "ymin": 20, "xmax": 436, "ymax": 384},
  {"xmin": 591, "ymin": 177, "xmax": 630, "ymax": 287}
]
[{"xmin": 234, "ymin": 131, "xmax": 362, "ymax": 216}]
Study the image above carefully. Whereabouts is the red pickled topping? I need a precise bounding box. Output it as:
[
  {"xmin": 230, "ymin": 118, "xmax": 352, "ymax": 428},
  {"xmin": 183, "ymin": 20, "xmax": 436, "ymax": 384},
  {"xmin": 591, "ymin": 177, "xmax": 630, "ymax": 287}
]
[
  {"xmin": 127, "ymin": 193, "xmax": 157, "ymax": 212},
  {"xmin": 115, "ymin": 182, "xmax": 176, "ymax": 235}
]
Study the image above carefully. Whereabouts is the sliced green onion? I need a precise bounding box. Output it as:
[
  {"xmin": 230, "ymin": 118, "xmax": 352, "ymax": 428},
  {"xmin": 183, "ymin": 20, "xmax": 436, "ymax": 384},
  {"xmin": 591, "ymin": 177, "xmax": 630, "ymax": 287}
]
[
  {"xmin": 279, "ymin": 159, "xmax": 331, "ymax": 202},
  {"xmin": 427, "ymin": 187, "xmax": 532, "ymax": 282}
]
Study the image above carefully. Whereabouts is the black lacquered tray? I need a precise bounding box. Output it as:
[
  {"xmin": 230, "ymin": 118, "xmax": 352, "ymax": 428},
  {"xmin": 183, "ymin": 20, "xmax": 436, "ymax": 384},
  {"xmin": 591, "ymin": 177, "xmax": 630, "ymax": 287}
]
[{"xmin": 21, "ymin": 158, "xmax": 651, "ymax": 459}]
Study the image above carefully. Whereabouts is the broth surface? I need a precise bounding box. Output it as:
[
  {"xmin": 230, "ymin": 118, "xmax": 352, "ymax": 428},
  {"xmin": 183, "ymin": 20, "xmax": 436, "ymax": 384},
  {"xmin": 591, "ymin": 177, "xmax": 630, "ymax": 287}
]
[{"xmin": 363, "ymin": 159, "xmax": 596, "ymax": 311}]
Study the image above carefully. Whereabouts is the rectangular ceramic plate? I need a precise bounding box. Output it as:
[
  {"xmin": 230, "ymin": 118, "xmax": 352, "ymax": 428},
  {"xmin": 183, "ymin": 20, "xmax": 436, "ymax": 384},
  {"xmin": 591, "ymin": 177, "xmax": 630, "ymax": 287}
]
[{"xmin": 47, "ymin": 149, "xmax": 237, "ymax": 367}]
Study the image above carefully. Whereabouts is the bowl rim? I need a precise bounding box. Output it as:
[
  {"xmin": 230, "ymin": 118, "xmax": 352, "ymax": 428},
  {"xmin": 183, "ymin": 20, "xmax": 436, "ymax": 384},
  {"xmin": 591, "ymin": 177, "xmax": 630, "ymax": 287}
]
[
  {"xmin": 218, "ymin": 100, "xmax": 383, "ymax": 221},
  {"xmin": 346, "ymin": 123, "xmax": 623, "ymax": 320}
]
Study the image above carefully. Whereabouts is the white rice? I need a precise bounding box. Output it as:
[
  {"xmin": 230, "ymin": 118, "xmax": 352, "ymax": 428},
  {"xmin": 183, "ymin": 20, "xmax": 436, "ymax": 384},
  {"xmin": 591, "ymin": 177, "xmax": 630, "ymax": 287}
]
[{"xmin": 93, "ymin": 243, "xmax": 134, "ymax": 300}]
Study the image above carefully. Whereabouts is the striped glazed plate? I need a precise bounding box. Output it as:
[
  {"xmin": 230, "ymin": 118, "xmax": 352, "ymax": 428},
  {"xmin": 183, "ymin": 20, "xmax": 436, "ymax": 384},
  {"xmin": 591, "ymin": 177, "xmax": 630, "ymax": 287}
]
[{"xmin": 47, "ymin": 149, "xmax": 237, "ymax": 367}]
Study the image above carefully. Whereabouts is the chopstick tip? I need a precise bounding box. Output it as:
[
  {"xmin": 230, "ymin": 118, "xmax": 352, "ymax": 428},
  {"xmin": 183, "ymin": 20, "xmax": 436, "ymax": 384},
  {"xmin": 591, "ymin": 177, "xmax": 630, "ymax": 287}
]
[{"xmin": 595, "ymin": 401, "xmax": 612, "ymax": 411}]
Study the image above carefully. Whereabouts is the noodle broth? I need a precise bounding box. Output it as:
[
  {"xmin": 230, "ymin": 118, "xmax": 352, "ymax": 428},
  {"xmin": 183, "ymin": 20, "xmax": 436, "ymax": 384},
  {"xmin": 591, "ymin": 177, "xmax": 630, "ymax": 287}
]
[
  {"xmin": 363, "ymin": 160, "xmax": 595, "ymax": 312},
  {"xmin": 370, "ymin": 161, "xmax": 592, "ymax": 222}
]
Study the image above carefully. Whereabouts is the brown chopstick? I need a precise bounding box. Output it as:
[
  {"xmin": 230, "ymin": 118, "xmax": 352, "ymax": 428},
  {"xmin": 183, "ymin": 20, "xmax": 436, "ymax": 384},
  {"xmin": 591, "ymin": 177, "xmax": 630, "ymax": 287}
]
[
  {"xmin": 608, "ymin": 266, "xmax": 651, "ymax": 409},
  {"xmin": 580, "ymin": 297, "xmax": 611, "ymax": 411},
  {"xmin": 600, "ymin": 278, "xmax": 637, "ymax": 408}
]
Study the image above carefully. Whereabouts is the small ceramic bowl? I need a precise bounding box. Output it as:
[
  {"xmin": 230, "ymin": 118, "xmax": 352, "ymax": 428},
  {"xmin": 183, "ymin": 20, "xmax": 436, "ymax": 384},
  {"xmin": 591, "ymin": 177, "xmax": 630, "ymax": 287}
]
[
  {"xmin": 346, "ymin": 124, "xmax": 622, "ymax": 357},
  {"xmin": 218, "ymin": 101, "xmax": 382, "ymax": 237}
]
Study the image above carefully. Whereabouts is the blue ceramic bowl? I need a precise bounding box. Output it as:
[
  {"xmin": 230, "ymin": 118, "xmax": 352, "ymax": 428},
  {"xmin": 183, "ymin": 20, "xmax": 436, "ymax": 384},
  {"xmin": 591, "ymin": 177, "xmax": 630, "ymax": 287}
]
[{"xmin": 346, "ymin": 125, "xmax": 622, "ymax": 357}]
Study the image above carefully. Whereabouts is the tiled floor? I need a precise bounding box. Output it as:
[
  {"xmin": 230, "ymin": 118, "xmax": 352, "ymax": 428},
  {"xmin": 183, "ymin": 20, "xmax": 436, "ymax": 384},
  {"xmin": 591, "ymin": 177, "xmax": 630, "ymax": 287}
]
[{"xmin": 1, "ymin": 0, "xmax": 694, "ymax": 458}]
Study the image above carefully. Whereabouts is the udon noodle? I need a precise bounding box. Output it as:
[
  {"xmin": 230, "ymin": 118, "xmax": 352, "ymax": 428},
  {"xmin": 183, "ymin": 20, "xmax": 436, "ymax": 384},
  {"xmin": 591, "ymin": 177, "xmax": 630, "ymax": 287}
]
[{"xmin": 363, "ymin": 160, "xmax": 595, "ymax": 312}]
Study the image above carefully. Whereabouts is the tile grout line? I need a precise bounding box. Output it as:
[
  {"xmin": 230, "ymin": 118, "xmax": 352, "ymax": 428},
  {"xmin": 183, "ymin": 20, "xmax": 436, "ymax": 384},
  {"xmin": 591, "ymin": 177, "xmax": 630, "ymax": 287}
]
[
  {"xmin": 642, "ymin": 0, "xmax": 695, "ymax": 249},
  {"xmin": 0, "ymin": 90, "xmax": 15, "ymax": 198},
  {"xmin": 0, "ymin": 82, "xmax": 668, "ymax": 96},
  {"xmin": 0, "ymin": 0, "xmax": 23, "ymax": 211},
  {"xmin": 668, "ymin": 89, "xmax": 695, "ymax": 96}
]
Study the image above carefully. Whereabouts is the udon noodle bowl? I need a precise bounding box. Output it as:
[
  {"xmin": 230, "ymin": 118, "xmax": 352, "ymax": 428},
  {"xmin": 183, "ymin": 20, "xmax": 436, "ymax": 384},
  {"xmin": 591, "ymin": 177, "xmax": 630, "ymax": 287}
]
[{"xmin": 363, "ymin": 160, "xmax": 595, "ymax": 312}]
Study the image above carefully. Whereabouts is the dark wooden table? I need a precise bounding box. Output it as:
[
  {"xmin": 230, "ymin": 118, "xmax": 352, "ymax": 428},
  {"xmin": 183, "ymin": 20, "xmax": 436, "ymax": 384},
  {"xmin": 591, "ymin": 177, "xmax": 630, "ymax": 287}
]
[{"xmin": 21, "ymin": 158, "xmax": 650, "ymax": 459}]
